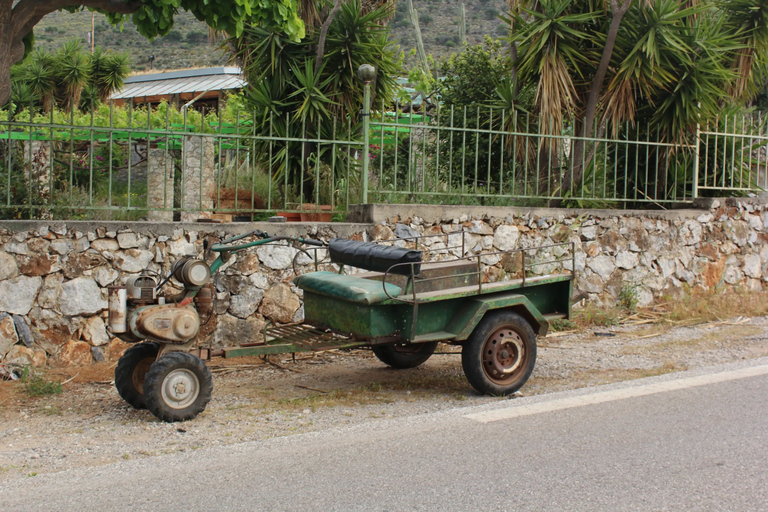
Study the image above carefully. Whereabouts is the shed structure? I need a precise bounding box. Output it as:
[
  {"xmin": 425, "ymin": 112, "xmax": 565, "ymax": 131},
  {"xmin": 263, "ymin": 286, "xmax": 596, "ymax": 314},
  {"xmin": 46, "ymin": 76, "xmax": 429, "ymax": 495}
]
[{"xmin": 110, "ymin": 67, "xmax": 246, "ymax": 111}]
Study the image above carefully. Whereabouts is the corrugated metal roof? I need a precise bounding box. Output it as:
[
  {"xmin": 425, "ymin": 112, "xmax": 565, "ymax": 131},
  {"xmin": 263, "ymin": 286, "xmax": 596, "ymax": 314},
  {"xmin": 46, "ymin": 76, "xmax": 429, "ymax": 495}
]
[{"xmin": 111, "ymin": 67, "xmax": 246, "ymax": 100}]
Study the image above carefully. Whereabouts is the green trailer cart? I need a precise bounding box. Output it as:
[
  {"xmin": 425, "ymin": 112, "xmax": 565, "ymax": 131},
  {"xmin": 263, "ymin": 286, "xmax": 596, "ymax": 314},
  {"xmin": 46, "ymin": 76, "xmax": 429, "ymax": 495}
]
[{"xmin": 109, "ymin": 230, "xmax": 574, "ymax": 422}]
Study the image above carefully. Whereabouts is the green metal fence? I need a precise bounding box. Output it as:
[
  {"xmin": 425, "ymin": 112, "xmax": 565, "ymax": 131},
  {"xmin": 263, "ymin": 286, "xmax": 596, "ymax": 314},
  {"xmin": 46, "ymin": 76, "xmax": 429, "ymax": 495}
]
[
  {"xmin": 367, "ymin": 103, "xmax": 766, "ymax": 208},
  {"xmin": 1, "ymin": 100, "xmax": 765, "ymax": 221},
  {"xmin": 0, "ymin": 102, "xmax": 363, "ymax": 221}
]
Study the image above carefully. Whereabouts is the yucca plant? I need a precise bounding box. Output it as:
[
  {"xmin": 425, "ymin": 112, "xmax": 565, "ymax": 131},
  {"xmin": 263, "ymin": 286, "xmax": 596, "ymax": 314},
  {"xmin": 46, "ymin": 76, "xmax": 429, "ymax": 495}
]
[
  {"xmin": 56, "ymin": 40, "xmax": 92, "ymax": 113},
  {"xmin": 508, "ymin": 0, "xmax": 768, "ymax": 204},
  {"xmin": 21, "ymin": 50, "xmax": 57, "ymax": 113},
  {"xmin": 232, "ymin": 0, "xmax": 400, "ymax": 204},
  {"xmin": 90, "ymin": 47, "xmax": 131, "ymax": 104}
]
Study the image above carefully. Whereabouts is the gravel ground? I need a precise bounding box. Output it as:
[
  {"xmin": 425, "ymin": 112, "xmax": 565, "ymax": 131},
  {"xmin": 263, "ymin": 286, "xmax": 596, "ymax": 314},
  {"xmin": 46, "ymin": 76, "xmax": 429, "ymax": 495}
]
[{"xmin": 1, "ymin": 315, "xmax": 768, "ymax": 480}]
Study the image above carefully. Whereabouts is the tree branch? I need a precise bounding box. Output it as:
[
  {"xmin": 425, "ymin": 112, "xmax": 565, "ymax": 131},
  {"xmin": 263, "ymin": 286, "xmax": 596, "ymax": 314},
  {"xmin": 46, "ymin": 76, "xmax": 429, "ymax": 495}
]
[
  {"xmin": 12, "ymin": 0, "xmax": 142, "ymax": 41},
  {"xmin": 314, "ymin": 0, "xmax": 342, "ymax": 75}
]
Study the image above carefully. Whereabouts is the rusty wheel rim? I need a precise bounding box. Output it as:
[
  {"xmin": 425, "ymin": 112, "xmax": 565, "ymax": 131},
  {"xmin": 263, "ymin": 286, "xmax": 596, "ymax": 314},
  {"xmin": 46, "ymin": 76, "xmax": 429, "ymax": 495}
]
[
  {"xmin": 482, "ymin": 325, "xmax": 526, "ymax": 384},
  {"xmin": 132, "ymin": 357, "xmax": 154, "ymax": 395}
]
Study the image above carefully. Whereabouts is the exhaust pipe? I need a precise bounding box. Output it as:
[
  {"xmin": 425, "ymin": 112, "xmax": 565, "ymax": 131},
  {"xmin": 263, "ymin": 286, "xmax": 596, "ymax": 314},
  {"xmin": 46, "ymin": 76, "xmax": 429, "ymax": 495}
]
[{"xmin": 108, "ymin": 286, "xmax": 128, "ymax": 334}]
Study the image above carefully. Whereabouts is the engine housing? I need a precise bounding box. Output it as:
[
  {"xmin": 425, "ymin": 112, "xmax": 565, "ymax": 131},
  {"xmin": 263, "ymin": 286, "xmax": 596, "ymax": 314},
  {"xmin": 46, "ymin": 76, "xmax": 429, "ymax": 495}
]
[{"xmin": 130, "ymin": 304, "xmax": 201, "ymax": 343}]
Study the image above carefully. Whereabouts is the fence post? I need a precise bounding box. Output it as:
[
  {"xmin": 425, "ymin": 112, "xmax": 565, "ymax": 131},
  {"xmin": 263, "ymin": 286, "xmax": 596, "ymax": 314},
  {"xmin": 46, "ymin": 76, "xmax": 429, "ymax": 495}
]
[
  {"xmin": 692, "ymin": 107, "xmax": 701, "ymax": 199},
  {"xmin": 359, "ymin": 65, "xmax": 376, "ymax": 205}
]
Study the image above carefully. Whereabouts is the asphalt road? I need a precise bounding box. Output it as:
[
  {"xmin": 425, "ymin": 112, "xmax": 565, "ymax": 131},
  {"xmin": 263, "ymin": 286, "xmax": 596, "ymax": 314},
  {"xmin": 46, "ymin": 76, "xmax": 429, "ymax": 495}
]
[{"xmin": 2, "ymin": 358, "xmax": 768, "ymax": 512}]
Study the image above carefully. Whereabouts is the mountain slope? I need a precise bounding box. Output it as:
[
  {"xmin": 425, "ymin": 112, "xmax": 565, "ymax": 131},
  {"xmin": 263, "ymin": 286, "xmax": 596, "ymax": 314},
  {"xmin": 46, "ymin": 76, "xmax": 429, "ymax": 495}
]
[{"xmin": 33, "ymin": 1, "xmax": 509, "ymax": 73}]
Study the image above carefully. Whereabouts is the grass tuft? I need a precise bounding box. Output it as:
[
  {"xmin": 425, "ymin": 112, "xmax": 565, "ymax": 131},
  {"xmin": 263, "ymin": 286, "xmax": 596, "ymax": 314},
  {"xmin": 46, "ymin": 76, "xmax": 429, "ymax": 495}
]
[{"xmin": 21, "ymin": 367, "xmax": 63, "ymax": 397}]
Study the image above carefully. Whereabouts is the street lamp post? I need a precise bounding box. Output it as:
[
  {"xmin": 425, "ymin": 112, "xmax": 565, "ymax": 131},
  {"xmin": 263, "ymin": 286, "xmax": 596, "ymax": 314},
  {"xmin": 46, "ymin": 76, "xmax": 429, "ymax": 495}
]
[{"xmin": 358, "ymin": 64, "xmax": 376, "ymax": 205}]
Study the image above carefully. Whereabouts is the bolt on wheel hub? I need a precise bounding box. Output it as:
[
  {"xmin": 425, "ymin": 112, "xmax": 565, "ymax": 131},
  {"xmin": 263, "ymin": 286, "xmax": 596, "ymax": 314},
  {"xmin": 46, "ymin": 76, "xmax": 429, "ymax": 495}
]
[
  {"xmin": 483, "ymin": 327, "xmax": 524, "ymax": 380},
  {"xmin": 161, "ymin": 368, "xmax": 200, "ymax": 409}
]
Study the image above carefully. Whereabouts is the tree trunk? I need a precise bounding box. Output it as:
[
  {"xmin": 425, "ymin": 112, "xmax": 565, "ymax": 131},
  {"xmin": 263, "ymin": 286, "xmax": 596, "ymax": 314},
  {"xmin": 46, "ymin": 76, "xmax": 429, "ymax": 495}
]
[
  {"xmin": 554, "ymin": 0, "xmax": 632, "ymax": 206},
  {"xmin": 0, "ymin": 1, "xmax": 12, "ymax": 107}
]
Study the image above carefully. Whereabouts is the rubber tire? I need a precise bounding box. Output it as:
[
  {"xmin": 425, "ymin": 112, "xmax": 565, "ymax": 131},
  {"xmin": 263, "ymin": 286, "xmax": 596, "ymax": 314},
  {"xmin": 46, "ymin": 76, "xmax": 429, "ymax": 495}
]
[
  {"xmin": 143, "ymin": 352, "xmax": 213, "ymax": 422},
  {"xmin": 114, "ymin": 342, "xmax": 159, "ymax": 410},
  {"xmin": 461, "ymin": 310, "xmax": 536, "ymax": 396},
  {"xmin": 372, "ymin": 342, "xmax": 438, "ymax": 369}
]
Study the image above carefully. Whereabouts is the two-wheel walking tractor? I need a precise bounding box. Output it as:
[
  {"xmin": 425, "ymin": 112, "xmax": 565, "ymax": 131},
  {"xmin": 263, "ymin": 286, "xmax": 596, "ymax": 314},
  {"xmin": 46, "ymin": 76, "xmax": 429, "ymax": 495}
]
[{"xmin": 109, "ymin": 229, "xmax": 574, "ymax": 422}]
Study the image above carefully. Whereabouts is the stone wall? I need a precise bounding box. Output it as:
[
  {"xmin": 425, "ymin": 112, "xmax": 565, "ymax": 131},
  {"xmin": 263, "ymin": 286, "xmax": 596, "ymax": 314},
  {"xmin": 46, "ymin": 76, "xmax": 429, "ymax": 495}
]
[{"xmin": 0, "ymin": 197, "xmax": 766, "ymax": 368}]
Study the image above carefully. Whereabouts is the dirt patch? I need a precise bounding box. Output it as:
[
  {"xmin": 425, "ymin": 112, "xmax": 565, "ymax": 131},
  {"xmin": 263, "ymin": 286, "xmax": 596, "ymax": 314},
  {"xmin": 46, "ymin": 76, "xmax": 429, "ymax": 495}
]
[{"xmin": 2, "ymin": 315, "xmax": 768, "ymax": 480}]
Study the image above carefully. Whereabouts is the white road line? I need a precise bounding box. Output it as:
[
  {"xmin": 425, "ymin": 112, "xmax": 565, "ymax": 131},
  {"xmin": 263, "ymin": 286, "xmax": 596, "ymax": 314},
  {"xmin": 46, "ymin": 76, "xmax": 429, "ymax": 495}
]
[{"xmin": 464, "ymin": 364, "xmax": 768, "ymax": 423}]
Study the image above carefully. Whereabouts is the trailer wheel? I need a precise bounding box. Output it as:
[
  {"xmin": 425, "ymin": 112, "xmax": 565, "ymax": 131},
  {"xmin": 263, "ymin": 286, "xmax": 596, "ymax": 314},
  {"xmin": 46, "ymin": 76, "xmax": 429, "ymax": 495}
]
[
  {"xmin": 114, "ymin": 342, "xmax": 159, "ymax": 409},
  {"xmin": 372, "ymin": 342, "xmax": 438, "ymax": 369},
  {"xmin": 144, "ymin": 352, "xmax": 213, "ymax": 422},
  {"xmin": 462, "ymin": 310, "xmax": 536, "ymax": 395}
]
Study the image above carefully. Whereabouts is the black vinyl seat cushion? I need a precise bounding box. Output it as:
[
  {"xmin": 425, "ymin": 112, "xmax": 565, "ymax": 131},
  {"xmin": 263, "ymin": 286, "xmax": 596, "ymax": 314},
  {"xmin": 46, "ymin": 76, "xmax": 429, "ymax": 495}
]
[{"xmin": 328, "ymin": 238, "xmax": 422, "ymax": 276}]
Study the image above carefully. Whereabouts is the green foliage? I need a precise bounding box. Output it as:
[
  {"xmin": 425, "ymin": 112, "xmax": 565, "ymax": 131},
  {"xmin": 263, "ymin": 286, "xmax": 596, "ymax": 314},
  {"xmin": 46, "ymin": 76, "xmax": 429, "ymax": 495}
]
[
  {"xmin": 234, "ymin": 0, "xmax": 400, "ymax": 203},
  {"xmin": 619, "ymin": 282, "xmax": 640, "ymax": 311},
  {"xmin": 21, "ymin": 367, "xmax": 63, "ymax": 397},
  {"xmin": 11, "ymin": 42, "xmax": 130, "ymax": 113},
  {"xmin": 438, "ymin": 37, "xmax": 508, "ymax": 106},
  {"xmin": 99, "ymin": 0, "xmax": 304, "ymax": 41}
]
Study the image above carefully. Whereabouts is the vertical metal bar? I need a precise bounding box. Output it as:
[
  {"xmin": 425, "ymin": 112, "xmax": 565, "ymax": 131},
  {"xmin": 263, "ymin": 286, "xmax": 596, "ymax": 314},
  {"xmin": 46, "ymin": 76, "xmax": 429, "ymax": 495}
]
[
  {"xmin": 461, "ymin": 106, "xmax": 467, "ymax": 197},
  {"xmin": 643, "ymin": 122, "xmax": 650, "ymax": 201},
  {"xmin": 233, "ymin": 107, "xmax": 240, "ymax": 213},
  {"xmin": 180, "ymin": 104, "xmax": 188, "ymax": 212},
  {"xmin": 691, "ymin": 109, "xmax": 700, "ymax": 199},
  {"xmin": 523, "ymin": 113, "xmax": 530, "ymax": 196},
  {"xmin": 26, "ymin": 101, "xmax": 33, "ymax": 214},
  {"xmin": 739, "ymin": 113, "xmax": 746, "ymax": 188},
  {"xmin": 755, "ymin": 113, "xmax": 762, "ymax": 189},
  {"xmin": 512, "ymin": 110, "xmax": 518, "ymax": 196},
  {"xmin": 721, "ymin": 115, "xmax": 728, "ymax": 188},
  {"xmin": 331, "ymin": 117, "xmax": 337, "ymax": 211},
  {"xmin": 361, "ymin": 80, "xmax": 371, "ymax": 204},
  {"xmin": 268, "ymin": 112, "xmax": 274, "ymax": 209},
  {"xmin": 378, "ymin": 99, "xmax": 385, "ymax": 189},
  {"xmin": 68, "ymin": 106, "xmax": 74, "ymax": 205},
  {"xmin": 486, "ymin": 107, "xmax": 493, "ymax": 196},
  {"xmin": 89, "ymin": 102, "xmax": 95, "ymax": 207},
  {"xmin": 284, "ymin": 112, "xmax": 289, "ymax": 209},
  {"xmin": 346, "ymin": 114, "xmax": 352, "ymax": 207},
  {"xmin": 500, "ymin": 109, "xmax": 505, "ymax": 197},
  {"xmin": 393, "ymin": 103, "xmax": 400, "ymax": 193},
  {"xmin": 47, "ymin": 106, "xmax": 54, "ymax": 210},
  {"xmin": 633, "ymin": 122, "xmax": 640, "ymax": 200},
  {"xmin": 420, "ymin": 109, "xmax": 427, "ymax": 193},
  {"xmin": 315, "ymin": 121, "xmax": 321, "ymax": 207},
  {"xmin": 623, "ymin": 121, "xmax": 629, "ymax": 201},
  {"xmin": 408, "ymin": 99, "xmax": 414, "ymax": 193},
  {"xmin": 127, "ymin": 99, "xmax": 133, "ymax": 208},
  {"xmin": 473, "ymin": 108, "xmax": 480, "ymax": 194},
  {"xmin": 410, "ymin": 264, "xmax": 418, "ymax": 341},
  {"xmin": 449, "ymin": 105, "xmax": 454, "ymax": 191},
  {"xmin": 4, "ymin": 103, "xmax": 11, "ymax": 207},
  {"xmin": 435, "ymin": 101, "xmax": 441, "ymax": 194},
  {"xmin": 217, "ymin": 104, "xmax": 223, "ymax": 211},
  {"xmin": 164, "ymin": 103, "xmax": 170, "ymax": 211},
  {"xmin": 299, "ymin": 117, "xmax": 306, "ymax": 205}
]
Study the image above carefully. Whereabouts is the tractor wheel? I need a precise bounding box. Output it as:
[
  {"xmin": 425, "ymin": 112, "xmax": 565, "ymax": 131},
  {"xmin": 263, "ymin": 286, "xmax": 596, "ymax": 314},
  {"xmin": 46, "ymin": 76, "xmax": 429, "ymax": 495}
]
[
  {"xmin": 372, "ymin": 342, "xmax": 438, "ymax": 369},
  {"xmin": 143, "ymin": 352, "xmax": 213, "ymax": 422},
  {"xmin": 115, "ymin": 342, "xmax": 159, "ymax": 409},
  {"xmin": 461, "ymin": 310, "xmax": 536, "ymax": 396}
]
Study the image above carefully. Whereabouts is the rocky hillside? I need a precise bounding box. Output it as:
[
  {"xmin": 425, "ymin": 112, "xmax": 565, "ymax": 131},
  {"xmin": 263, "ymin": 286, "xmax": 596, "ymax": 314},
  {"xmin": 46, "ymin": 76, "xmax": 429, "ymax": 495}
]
[{"xmin": 33, "ymin": 0, "xmax": 509, "ymax": 73}]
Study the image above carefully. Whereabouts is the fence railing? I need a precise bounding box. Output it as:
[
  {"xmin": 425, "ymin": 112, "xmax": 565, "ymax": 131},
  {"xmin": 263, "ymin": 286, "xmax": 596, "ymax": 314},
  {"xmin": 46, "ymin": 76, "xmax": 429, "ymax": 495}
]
[
  {"xmin": 0, "ymin": 103, "xmax": 362, "ymax": 221},
  {"xmin": 1, "ymin": 101, "xmax": 765, "ymax": 221},
  {"xmin": 367, "ymin": 103, "xmax": 767, "ymax": 208}
]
